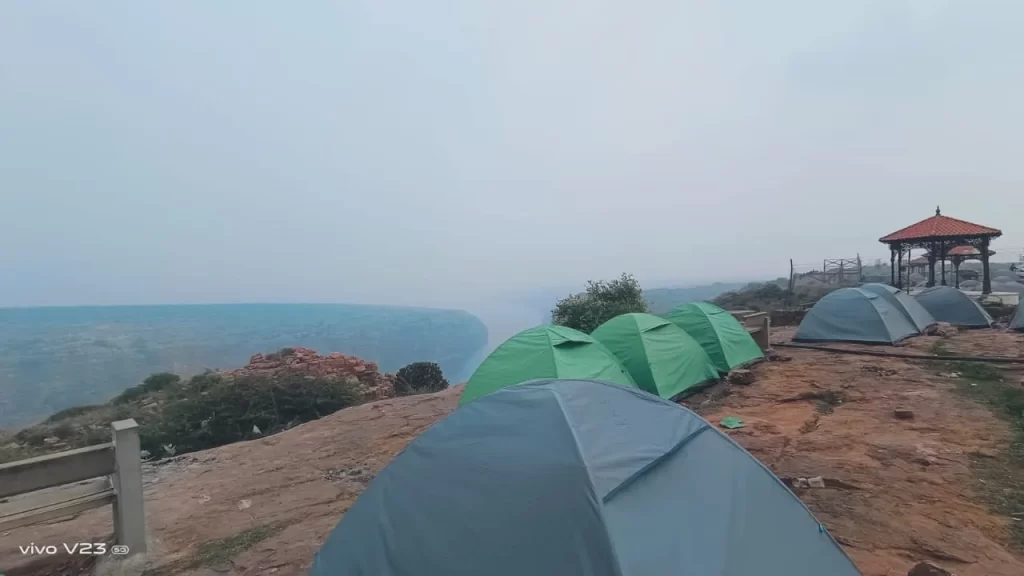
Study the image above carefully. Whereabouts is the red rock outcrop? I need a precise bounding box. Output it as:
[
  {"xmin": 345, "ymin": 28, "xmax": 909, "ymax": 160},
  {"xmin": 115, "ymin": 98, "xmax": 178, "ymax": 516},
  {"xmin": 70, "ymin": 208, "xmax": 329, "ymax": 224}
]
[{"xmin": 225, "ymin": 347, "xmax": 395, "ymax": 401}]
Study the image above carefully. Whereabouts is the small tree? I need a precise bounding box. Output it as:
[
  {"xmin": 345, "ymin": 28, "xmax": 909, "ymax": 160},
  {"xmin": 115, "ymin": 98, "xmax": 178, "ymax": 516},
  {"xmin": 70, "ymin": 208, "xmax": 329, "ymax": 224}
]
[
  {"xmin": 394, "ymin": 362, "xmax": 449, "ymax": 396},
  {"xmin": 551, "ymin": 273, "xmax": 648, "ymax": 333}
]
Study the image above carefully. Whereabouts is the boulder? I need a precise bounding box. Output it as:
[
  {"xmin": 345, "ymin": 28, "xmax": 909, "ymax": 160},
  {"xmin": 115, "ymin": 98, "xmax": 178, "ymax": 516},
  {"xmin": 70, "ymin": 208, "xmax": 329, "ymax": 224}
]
[
  {"xmin": 894, "ymin": 409, "xmax": 915, "ymax": 420},
  {"xmin": 728, "ymin": 369, "xmax": 756, "ymax": 386},
  {"xmin": 907, "ymin": 561, "xmax": 952, "ymax": 576},
  {"xmin": 927, "ymin": 323, "xmax": 958, "ymax": 338}
]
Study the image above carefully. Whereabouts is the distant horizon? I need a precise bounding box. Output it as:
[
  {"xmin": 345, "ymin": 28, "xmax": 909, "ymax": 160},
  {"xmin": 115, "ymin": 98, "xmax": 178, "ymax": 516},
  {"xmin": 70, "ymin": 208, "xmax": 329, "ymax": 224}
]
[
  {"xmin": 0, "ymin": 278, "xmax": 761, "ymax": 311},
  {"xmin": 3, "ymin": 260, "xmax": 1019, "ymax": 310}
]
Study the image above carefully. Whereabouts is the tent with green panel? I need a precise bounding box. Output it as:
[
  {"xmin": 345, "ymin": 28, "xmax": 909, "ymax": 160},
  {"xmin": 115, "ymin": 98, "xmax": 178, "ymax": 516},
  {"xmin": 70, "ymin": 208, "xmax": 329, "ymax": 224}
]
[
  {"xmin": 459, "ymin": 325, "xmax": 636, "ymax": 405},
  {"xmin": 591, "ymin": 313, "xmax": 720, "ymax": 400},
  {"xmin": 664, "ymin": 302, "xmax": 764, "ymax": 373}
]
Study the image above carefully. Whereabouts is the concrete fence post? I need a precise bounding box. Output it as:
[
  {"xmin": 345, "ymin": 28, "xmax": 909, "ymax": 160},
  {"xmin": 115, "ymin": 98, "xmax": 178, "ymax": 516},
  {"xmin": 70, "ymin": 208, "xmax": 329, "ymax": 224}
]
[
  {"xmin": 757, "ymin": 315, "xmax": 771, "ymax": 351},
  {"xmin": 111, "ymin": 419, "xmax": 146, "ymax": 556}
]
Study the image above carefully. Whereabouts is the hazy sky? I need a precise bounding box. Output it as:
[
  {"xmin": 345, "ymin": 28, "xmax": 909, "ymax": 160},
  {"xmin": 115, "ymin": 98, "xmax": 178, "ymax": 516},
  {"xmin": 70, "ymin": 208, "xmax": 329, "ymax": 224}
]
[{"xmin": 3, "ymin": 1, "xmax": 1023, "ymax": 309}]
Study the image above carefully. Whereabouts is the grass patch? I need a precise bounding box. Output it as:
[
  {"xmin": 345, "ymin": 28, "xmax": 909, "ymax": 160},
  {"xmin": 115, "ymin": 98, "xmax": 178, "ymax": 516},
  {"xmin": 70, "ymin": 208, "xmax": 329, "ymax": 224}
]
[
  {"xmin": 143, "ymin": 523, "xmax": 283, "ymax": 576},
  {"xmin": 938, "ymin": 357, "xmax": 1024, "ymax": 550},
  {"xmin": 946, "ymin": 360, "xmax": 1005, "ymax": 382},
  {"xmin": 816, "ymin": 389, "xmax": 846, "ymax": 415}
]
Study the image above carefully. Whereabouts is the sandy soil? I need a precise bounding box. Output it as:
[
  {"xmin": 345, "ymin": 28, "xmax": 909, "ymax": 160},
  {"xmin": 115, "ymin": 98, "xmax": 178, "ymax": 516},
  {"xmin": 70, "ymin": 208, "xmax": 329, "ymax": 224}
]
[{"xmin": 3, "ymin": 329, "xmax": 1024, "ymax": 576}]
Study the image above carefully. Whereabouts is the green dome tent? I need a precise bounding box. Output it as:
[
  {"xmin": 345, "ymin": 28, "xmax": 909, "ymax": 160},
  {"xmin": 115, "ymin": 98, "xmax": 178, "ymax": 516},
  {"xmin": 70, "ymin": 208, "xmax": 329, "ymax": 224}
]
[
  {"xmin": 459, "ymin": 325, "xmax": 636, "ymax": 405},
  {"xmin": 664, "ymin": 302, "xmax": 764, "ymax": 373},
  {"xmin": 591, "ymin": 313, "xmax": 720, "ymax": 400},
  {"xmin": 311, "ymin": 379, "xmax": 861, "ymax": 576}
]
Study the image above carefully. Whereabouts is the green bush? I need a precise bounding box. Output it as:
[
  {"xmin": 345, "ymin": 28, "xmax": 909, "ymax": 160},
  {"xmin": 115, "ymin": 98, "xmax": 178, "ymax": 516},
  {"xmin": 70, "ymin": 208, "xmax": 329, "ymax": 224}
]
[
  {"xmin": 394, "ymin": 362, "xmax": 449, "ymax": 396},
  {"xmin": 51, "ymin": 422, "xmax": 75, "ymax": 440},
  {"xmin": 141, "ymin": 372, "xmax": 181, "ymax": 393},
  {"xmin": 712, "ymin": 280, "xmax": 844, "ymax": 312},
  {"xmin": 552, "ymin": 273, "xmax": 648, "ymax": 333},
  {"xmin": 19, "ymin": 429, "xmax": 47, "ymax": 447},
  {"xmin": 113, "ymin": 372, "xmax": 182, "ymax": 405},
  {"xmin": 139, "ymin": 373, "xmax": 359, "ymax": 458},
  {"xmin": 44, "ymin": 404, "xmax": 105, "ymax": 423},
  {"xmin": 80, "ymin": 426, "xmax": 111, "ymax": 447}
]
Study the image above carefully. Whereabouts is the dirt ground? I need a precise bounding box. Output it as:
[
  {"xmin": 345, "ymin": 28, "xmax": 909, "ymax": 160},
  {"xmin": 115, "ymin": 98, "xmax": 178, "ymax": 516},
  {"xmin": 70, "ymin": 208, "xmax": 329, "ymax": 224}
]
[{"xmin": 3, "ymin": 329, "xmax": 1024, "ymax": 576}]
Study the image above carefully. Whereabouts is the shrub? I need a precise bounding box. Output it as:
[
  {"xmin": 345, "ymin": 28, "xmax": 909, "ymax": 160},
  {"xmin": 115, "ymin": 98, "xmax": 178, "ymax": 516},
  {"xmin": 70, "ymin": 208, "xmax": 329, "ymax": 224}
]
[
  {"xmin": 712, "ymin": 279, "xmax": 844, "ymax": 312},
  {"xmin": 19, "ymin": 430, "xmax": 47, "ymax": 447},
  {"xmin": 394, "ymin": 362, "xmax": 449, "ymax": 396},
  {"xmin": 80, "ymin": 426, "xmax": 111, "ymax": 447},
  {"xmin": 141, "ymin": 372, "xmax": 181, "ymax": 393},
  {"xmin": 140, "ymin": 373, "xmax": 359, "ymax": 458},
  {"xmin": 44, "ymin": 404, "xmax": 105, "ymax": 423},
  {"xmin": 113, "ymin": 372, "xmax": 182, "ymax": 405},
  {"xmin": 552, "ymin": 273, "xmax": 648, "ymax": 333},
  {"xmin": 52, "ymin": 422, "xmax": 75, "ymax": 440}
]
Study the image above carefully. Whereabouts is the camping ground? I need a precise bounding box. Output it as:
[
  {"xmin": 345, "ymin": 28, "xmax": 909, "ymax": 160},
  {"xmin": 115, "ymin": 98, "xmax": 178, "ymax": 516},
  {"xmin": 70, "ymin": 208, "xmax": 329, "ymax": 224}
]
[{"xmin": 2, "ymin": 329, "xmax": 1024, "ymax": 575}]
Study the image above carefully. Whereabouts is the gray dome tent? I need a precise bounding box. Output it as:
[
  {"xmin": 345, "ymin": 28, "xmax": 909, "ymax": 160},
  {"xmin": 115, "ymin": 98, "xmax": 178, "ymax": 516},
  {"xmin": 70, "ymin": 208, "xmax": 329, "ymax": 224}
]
[
  {"xmin": 859, "ymin": 283, "xmax": 937, "ymax": 333},
  {"xmin": 310, "ymin": 379, "xmax": 861, "ymax": 576},
  {"xmin": 1010, "ymin": 305, "xmax": 1023, "ymax": 332},
  {"xmin": 794, "ymin": 287, "xmax": 918, "ymax": 344},
  {"xmin": 992, "ymin": 281, "xmax": 1024, "ymax": 294},
  {"xmin": 914, "ymin": 286, "xmax": 994, "ymax": 328},
  {"xmin": 959, "ymin": 279, "xmax": 981, "ymax": 291}
]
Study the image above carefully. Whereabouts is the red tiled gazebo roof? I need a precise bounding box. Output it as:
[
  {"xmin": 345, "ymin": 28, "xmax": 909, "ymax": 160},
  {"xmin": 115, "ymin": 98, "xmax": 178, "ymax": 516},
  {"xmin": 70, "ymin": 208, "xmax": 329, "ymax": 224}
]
[
  {"xmin": 945, "ymin": 245, "xmax": 995, "ymax": 257},
  {"xmin": 879, "ymin": 207, "xmax": 1001, "ymax": 243}
]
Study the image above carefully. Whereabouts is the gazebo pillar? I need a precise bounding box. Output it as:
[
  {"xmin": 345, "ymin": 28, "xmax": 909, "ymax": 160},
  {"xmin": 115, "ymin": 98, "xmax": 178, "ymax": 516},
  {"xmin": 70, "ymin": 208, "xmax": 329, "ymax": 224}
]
[
  {"xmin": 889, "ymin": 248, "xmax": 896, "ymax": 286},
  {"xmin": 927, "ymin": 245, "xmax": 936, "ymax": 287},
  {"xmin": 953, "ymin": 257, "xmax": 961, "ymax": 289},
  {"xmin": 940, "ymin": 241, "xmax": 947, "ymax": 285},
  {"xmin": 896, "ymin": 246, "xmax": 904, "ymax": 290},
  {"xmin": 981, "ymin": 237, "xmax": 992, "ymax": 294}
]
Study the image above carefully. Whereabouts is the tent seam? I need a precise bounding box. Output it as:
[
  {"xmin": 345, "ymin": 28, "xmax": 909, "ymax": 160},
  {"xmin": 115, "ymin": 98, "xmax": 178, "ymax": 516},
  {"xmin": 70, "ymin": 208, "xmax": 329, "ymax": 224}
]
[
  {"xmin": 549, "ymin": 387, "xmax": 629, "ymax": 576},
  {"xmin": 602, "ymin": 424, "xmax": 710, "ymax": 504}
]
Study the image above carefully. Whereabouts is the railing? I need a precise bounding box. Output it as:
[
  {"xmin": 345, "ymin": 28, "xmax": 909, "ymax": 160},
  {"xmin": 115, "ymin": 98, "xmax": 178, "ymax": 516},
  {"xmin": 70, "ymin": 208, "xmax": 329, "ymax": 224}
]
[
  {"xmin": 729, "ymin": 310, "xmax": 771, "ymax": 351},
  {"xmin": 0, "ymin": 419, "xmax": 146, "ymax": 557}
]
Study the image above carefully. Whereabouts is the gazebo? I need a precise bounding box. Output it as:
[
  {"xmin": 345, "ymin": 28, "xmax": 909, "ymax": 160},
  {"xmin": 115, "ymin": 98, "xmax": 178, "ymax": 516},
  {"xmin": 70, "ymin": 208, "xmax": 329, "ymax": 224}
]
[
  {"xmin": 905, "ymin": 247, "xmax": 993, "ymax": 288},
  {"xmin": 879, "ymin": 207, "xmax": 1002, "ymax": 294},
  {"xmin": 945, "ymin": 245, "xmax": 995, "ymax": 289}
]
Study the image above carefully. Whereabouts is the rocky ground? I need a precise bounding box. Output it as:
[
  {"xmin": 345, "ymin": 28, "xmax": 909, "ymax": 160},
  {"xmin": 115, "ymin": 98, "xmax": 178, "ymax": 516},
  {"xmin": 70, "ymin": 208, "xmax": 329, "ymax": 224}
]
[
  {"xmin": 226, "ymin": 347, "xmax": 396, "ymax": 401},
  {"xmin": 3, "ymin": 329, "xmax": 1024, "ymax": 576}
]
